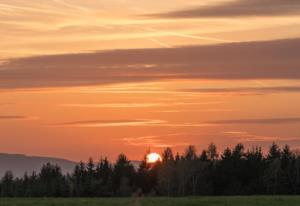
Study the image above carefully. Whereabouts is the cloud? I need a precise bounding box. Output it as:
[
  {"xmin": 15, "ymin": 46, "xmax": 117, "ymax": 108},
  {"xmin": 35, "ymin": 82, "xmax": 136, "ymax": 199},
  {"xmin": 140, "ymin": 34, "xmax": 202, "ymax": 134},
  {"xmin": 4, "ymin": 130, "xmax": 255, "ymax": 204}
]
[
  {"xmin": 155, "ymin": 0, "xmax": 300, "ymax": 18},
  {"xmin": 62, "ymin": 103, "xmax": 163, "ymax": 108},
  {"xmin": 224, "ymin": 131, "xmax": 300, "ymax": 142},
  {"xmin": 1, "ymin": 38, "xmax": 300, "ymax": 90},
  {"xmin": 123, "ymin": 133, "xmax": 189, "ymax": 148},
  {"xmin": 181, "ymin": 86, "xmax": 300, "ymax": 94},
  {"xmin": 0, "ymin": 115, "xmax": 38, "ymax": 120},
  {"xmin": 49, "ymin": 119, "xmax": 215, "ymax": 128},
  {"xmin": 156, "ymin": 109, "xmax": 233, "ymax": 113},
  {"xmin": 61, "ymin": 101, "xmax": 223, "ymax": 109},
  {"xmin": 207, "ymin": 117, "xmax": 300, "ymax": 125},
  {"xmin": 50, "ymin": 117, "xmax": 300, "ymax": 128},
  {"xmin": 50, "ymin": 119, "xmax": 167, "ymax": 127}
]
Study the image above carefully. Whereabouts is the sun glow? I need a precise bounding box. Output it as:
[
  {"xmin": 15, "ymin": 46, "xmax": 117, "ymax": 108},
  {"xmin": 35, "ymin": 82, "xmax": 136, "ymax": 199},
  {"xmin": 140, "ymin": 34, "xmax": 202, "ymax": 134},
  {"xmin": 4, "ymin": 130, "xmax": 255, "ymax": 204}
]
[{"xmin": 147, "ymin": 152, "xmax": 162, "ymax": 163}]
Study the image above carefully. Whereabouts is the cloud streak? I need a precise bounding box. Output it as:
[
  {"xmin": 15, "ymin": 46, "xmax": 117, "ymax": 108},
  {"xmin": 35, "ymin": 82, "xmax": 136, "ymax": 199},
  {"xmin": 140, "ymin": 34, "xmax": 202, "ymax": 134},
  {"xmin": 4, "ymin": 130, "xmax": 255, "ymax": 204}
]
[
  {"xmin": 50, "ymin": 119, "xmax": 167, "ymax": 127},
  {"xmin": 224, "ymin": 131, "xmax": 300, "ymax": 142},
  {"xmin": 0, "ymin": 115, "xmax": 38, "ymax": 120},
  {"xmin": 123, "ymin": 133, "xmax": 189, "ymax": 148},
  {"xmin": 155, "ymin": 0, "xmax": 300, "ymax": 18},
  {"xmin": 49, "ymin": 117, "xmax": 300, "ymax": 129},
  {"xmin": 181, "ymin": 86, "xmax": 300, "ymax": 94},
  {"xmin": 61, "ymin": 101, "xmax": 223, "ymax": 109},
  {"xmin": 1, "ymin": 38, "xmax": 300, "ymax": 90},
  {"xmin": 62, "ymin": 103, "xmax": 163, "ymax": 108},
  {"xmin": 207, "ymin": 117, "xmax": 300, "ymax": 125}
]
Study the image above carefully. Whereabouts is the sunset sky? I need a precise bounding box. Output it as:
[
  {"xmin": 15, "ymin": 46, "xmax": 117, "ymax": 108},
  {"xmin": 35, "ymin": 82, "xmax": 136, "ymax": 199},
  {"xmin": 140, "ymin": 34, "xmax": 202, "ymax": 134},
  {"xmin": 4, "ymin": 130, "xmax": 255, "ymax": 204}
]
[{"xmin": 1, "ymin": 0, "xmax": 300, "ymax": 161}]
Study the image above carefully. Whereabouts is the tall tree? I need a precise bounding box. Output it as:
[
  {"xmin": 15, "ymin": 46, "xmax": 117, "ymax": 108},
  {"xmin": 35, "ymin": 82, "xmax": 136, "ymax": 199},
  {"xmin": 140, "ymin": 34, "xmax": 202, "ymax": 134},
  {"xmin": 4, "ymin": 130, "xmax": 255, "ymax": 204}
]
[
  {"xmin": 113, "ymin": 154, "xmax": 135, "ymax": 196},
  {"xmin": 158, "ymin": 148, "xmax": 176, "ymax": 196},
  {"xmin": 207, "ymin": 143, "xmax": 218, "ymax": 161},
  {"xmin": 1, "ymin": 171, "xmax": 14, "ymax": 197},
  {"xmin": 38, "ymin": 163, "xmax": 65, "ymax": 197}
]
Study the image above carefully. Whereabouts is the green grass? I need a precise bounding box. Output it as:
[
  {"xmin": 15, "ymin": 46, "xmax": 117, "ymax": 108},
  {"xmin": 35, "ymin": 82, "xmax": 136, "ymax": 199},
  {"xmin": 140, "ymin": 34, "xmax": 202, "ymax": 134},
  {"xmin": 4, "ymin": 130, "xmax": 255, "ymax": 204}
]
[{"xmin": 1, "ymin": 196, "xmax": 300, "ymax": 206}]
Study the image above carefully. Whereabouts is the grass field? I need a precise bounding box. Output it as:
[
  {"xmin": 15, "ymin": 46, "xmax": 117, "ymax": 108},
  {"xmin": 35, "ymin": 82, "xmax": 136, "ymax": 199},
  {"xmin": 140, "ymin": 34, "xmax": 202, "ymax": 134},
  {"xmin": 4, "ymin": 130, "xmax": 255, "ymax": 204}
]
[{"xmin": 1, "ymin": 196, "xmax": 300, "ymax": 206}]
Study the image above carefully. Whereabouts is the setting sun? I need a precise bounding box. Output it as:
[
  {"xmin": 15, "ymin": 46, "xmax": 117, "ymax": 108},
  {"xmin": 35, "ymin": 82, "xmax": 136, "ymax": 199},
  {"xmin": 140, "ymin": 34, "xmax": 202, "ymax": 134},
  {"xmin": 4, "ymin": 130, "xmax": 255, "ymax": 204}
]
[{"xmin": 147, "ymin": 153, "xmax": 162, "ymax": 164}]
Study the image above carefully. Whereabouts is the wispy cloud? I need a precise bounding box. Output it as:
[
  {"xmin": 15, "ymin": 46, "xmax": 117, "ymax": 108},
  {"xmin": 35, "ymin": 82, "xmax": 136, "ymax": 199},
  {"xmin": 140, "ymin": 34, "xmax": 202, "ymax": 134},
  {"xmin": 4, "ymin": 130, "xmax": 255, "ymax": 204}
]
[
  {"xmin": 132, "ymin": 25, "xmax": 230, "ymax": 43},
  {"xmin": 155, "ymin": 0, "xmax": 300, "ymax": 18},
  {"xmin": 157, "ymin": 109, "xmax": 233, "ymax": 113},
  {"xmin": 50, "ymin": 119, "xmax": 167, "ymax": 127},
  {"xmin": 224, "ymin": 131, "xmax": 300, "ymax": 142},
  {"xmin": 181, "ymin": 86, "xmax": 300, "ymax": 94},
  {"xmin": 147, "ymin": 38, "xmax": 172, "ymax": 48},
  {"xmin": 208, "ymin": 117, "xmax": 300, "ymax": 125},
  {"xmin": 123, "ymin": 133, "xmax": 189, "ymax": 148},
  {"xmin": 1, "ymin": 38, "xmax": 300, "ymax": 89},
  {"xmin": 49, "ymin": 119, "xmax": 215, "ymax": 128},
  {"xmin": 42, "ymin": 116, "xmax": 300, "ymax": 128},
  {"xmin": 61, "ymin": 101, "xmax": 223, "ymax": 109},
  {"xmin": 157, "ymin": 118, "xmax": 300, "ymax": 127},
  {"xmin": 0, "ymin": 115, "xmax": 38, "ymax": 120},
  {"xmin": 62, "ymin": 103, "xmax": 163, "ymax": 108}
]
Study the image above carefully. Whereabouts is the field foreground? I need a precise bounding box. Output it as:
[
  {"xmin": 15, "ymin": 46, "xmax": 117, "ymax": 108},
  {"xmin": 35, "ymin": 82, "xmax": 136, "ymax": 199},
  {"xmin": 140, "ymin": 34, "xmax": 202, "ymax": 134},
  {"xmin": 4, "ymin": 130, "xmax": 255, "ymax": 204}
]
[{"xmin": 1, "ymin": 196, "xmax": 300, "ymax": 206}]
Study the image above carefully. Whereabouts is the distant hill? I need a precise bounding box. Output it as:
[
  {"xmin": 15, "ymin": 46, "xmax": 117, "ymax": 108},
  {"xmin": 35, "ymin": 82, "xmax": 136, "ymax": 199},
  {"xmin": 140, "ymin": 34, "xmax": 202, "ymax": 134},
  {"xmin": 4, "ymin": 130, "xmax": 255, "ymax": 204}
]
[{"xmin": 0, "ymin": 153, "xmax": 77, "ymax": 178}]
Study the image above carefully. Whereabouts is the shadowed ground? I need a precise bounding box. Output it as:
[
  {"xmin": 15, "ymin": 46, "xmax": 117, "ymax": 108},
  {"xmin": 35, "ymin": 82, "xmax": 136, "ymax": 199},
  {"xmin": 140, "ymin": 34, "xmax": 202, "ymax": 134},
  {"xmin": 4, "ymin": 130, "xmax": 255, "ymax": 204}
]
[{"xmin": 1, "ymin": 196, "xmax": 300, "ymax": 206}]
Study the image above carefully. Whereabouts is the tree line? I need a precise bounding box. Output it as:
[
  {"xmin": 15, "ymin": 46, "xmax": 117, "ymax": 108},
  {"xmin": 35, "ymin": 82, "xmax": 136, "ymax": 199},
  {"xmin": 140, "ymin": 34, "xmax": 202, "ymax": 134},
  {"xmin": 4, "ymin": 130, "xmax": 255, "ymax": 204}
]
[{"xmin": 1, "ymin": 142, "xmax": 300, "ymax": 197}]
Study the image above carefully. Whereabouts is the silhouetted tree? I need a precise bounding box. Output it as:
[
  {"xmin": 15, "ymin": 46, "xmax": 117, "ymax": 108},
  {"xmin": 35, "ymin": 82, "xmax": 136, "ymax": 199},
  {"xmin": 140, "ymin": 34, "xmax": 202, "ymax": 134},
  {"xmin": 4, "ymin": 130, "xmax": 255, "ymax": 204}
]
[
  {"xmin": 38, "ymin": 163, "xmax": 65, "ymax": 197},
  {"xmin": 268, "ymin": 142, "xmax": 281, "ymax": 160},
  {"xmin": 3, "ymin": 143, "xmax": 300, "ymax": 197},
  {"xmin": 113, "ymin": 154, "xmax": 135, "ymax": 196},
  {"xmin": 72, "ymin": 162, "xmax": 86, "ymax": 196},
  {"xmin": 95, "ymin": 157, "xmax": 113, "ymax": 196},
  {"xmin": 1, "ymin": 171, "xmax": 14, "ymax": 197},
  {"xmin": 158, "ymin": 148, "xmax": 176, "ymax": 196},
  {"xmin": 207, "ymin": 143, "xmax": 218, "ymax": 161}
]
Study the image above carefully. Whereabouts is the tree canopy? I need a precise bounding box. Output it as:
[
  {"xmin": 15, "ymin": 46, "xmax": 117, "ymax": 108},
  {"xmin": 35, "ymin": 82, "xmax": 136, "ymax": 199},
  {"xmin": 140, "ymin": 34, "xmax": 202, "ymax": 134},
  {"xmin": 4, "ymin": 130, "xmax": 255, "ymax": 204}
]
[{"xmin": 1, "ymin": 143, "xmax": 300, "ymax": 197}]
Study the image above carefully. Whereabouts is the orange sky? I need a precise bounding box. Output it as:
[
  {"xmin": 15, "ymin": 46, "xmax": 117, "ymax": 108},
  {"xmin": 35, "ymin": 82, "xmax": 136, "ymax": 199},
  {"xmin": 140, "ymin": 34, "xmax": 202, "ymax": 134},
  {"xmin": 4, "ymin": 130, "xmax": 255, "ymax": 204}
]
[{"xmin": 1, "ymin": 0, "xmax": 300, "ymax": 161}]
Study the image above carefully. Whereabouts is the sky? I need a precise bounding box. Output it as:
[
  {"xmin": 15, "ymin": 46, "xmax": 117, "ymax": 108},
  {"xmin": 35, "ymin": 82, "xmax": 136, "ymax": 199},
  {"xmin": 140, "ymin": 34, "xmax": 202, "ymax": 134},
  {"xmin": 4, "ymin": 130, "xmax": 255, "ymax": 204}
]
[{"xmin": 0, "ymin": 0, "xmax": 300, "ymax": 161}]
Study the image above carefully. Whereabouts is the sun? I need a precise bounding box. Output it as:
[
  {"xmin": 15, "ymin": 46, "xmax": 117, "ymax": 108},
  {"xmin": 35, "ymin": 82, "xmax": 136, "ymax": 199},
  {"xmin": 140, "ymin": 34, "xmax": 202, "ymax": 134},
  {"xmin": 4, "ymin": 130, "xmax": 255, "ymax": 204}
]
[{"xmin": 146, "ymin": 152, "xmax": 162, "ymax": 164}]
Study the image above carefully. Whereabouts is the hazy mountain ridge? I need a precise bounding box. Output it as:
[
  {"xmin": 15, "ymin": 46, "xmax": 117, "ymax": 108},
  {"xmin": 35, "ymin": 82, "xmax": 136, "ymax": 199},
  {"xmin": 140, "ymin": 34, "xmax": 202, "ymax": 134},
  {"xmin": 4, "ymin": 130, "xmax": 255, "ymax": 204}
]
[{"xmin": 0, "ymin": 153, "xmax": 77, "ymax": 177}]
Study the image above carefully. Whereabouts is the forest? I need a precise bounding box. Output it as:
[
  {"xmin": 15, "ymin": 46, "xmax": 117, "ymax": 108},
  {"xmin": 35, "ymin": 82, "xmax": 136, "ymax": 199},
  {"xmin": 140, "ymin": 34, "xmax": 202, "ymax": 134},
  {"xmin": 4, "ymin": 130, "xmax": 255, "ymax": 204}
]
[{"xmin": 1, "ymin": 142, "xmax": 300, "ymax": 197}]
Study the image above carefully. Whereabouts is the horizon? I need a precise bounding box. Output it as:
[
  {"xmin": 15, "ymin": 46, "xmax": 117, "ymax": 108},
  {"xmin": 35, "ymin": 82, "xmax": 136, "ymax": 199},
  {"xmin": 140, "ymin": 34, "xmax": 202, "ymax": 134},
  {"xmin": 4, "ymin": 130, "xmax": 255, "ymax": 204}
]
[
  {"xmin": 1, "ymin": 0, "xmax": 300, "ymax": 162},
  {"xmin": 0, "ymin": 141, "xmax": 298, "ymax": 163},
  {"xmin": 0, "ymin": 141, "xmax": 296, "ymax": 173}
]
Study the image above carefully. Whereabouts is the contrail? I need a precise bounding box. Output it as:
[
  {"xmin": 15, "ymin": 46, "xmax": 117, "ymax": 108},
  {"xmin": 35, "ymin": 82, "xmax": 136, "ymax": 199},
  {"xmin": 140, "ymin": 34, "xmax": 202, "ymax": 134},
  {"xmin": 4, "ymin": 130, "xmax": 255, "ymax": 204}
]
[
  {"xmin": 142, "ymin": 26, "xmax": 230, "ymax": 43},
  {"xmin": 120, "ymin": 24, "xmax": 230, "ymax": 45},
  {"xmin": 147, "ymin": 38, "xmax": 173, "ymax": 48},
  {"xmin": 166, "ymin": 31, "xmax": 231, "ymax": 43},
  {"xmin": 0, "ymin": 2, "xmax": 79, "ymax": 16},
  {"xmin": 252, "ymin": 80, "xmax": 269, "ymax": 87},
  {"xmin": 0, "ymin": 3, "xmax": 64, "ymax": 14},
  {"xmin": 52, "ymin": 0, "xmax": 90, "ymax": 12}
]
